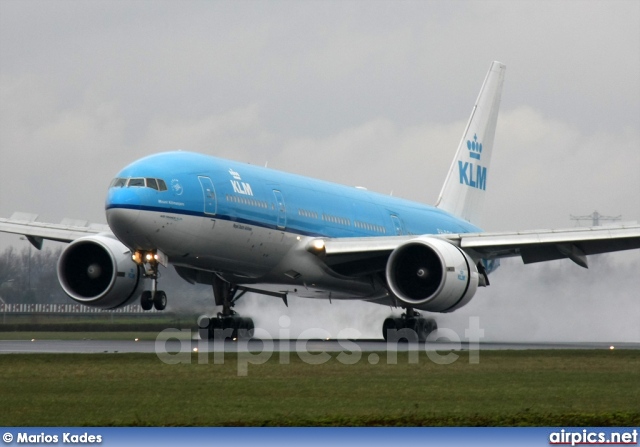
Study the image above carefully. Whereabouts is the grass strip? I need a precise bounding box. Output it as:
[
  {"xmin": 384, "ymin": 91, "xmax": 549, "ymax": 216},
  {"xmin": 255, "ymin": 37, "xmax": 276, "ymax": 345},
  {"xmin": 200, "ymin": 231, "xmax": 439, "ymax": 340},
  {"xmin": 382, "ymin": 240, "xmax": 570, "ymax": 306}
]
[{"xmin": 0, "ymin": 350, "xmax": 638, "ymax": 426}]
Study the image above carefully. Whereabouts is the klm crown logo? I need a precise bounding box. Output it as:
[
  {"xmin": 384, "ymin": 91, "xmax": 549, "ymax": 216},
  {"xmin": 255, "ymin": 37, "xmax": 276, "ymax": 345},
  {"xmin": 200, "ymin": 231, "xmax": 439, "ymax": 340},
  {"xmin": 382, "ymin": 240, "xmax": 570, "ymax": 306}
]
[{"xmin": 467, "ymin": 134, "xmax": 482, "ymax": 160}]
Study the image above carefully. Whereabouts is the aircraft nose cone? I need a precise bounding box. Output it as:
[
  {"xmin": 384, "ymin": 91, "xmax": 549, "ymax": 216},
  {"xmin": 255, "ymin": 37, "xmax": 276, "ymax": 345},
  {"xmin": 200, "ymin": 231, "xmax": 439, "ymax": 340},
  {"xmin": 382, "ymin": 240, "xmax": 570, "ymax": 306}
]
[
  {"xmin": 105, "ymin": 187, "xmax": 144, "ymax": 245},
  {"xmin": 106, "ymin": 187, "xmax": 143, "ymax": 211},
  {"xmin": 106, "ymin": 208, "xmax": 141, "ymax": 244}
]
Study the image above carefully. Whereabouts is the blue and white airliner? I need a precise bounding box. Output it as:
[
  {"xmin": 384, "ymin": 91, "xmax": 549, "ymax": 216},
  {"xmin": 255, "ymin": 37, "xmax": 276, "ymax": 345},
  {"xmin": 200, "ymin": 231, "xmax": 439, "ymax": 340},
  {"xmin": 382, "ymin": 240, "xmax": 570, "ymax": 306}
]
[{"xmin": 1, "ymin": 62, "xmax": 639, "ymax": 340}]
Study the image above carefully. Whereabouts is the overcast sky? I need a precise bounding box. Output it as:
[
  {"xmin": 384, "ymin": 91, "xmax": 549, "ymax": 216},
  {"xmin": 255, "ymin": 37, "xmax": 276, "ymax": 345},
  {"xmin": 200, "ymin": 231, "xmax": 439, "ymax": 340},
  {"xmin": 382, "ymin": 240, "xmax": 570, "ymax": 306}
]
[{"xmin": 1, "ymin": 1, "xmax": 638, "ymax": 340}]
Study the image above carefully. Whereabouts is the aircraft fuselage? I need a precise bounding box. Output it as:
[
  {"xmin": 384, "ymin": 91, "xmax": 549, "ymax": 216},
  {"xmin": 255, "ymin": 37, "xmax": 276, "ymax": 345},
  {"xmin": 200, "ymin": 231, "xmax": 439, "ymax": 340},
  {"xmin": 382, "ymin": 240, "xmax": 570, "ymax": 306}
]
[{"xmin": 105, "ymin": 151, "xmax": 481, "ymax": 300}]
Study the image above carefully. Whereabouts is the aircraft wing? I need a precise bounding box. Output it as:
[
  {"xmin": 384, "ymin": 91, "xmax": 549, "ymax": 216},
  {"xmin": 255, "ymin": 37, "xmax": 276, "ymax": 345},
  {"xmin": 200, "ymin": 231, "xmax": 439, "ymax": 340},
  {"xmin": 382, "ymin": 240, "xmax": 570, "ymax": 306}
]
[
  {"xmin": 0, "ymin": 213, "xmax": 110, "ymax": 249},
  {"xmin": 453, "ymin": 225, "xmax": 640, "ymax": 267},
  {"xmin": 310, "ymin": 224, "xmax": 640, "ymax": 272}
]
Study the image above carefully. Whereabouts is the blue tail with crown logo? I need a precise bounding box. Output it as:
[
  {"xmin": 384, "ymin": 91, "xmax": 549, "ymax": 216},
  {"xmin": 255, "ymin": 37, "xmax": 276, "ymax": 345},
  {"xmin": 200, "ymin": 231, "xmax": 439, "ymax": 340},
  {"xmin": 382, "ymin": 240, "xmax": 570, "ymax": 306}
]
[{"xmin": 435, "ymin": 61, "xmax": 506, "ymax": 228}]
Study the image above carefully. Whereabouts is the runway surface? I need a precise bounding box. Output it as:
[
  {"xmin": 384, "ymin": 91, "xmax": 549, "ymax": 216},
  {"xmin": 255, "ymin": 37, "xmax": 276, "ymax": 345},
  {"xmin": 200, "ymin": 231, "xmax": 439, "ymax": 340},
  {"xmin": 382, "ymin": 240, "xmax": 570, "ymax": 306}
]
[{"xmin": 1, "ymin": 338, "xmax": 638, "ymax": 354}]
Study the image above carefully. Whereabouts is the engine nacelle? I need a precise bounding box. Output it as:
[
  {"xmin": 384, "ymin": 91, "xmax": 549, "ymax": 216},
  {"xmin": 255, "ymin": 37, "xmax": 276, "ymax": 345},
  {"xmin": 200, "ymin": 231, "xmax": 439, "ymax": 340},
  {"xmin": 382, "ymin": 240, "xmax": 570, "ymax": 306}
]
[
  {"xmin": 57, "ymin": 235, "xmax": 142, "ymax": 309},
  {"xmin": 386, "ymin": 237, "xmax": 479, "ymax": 312}
]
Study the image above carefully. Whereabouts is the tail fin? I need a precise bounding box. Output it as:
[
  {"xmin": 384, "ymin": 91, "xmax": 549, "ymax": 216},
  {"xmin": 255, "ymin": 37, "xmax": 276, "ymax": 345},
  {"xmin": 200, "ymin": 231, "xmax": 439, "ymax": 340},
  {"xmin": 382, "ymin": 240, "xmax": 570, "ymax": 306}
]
[{"xmin": 435, "ymin": 61, "xmax": 506, "ymax": 227}]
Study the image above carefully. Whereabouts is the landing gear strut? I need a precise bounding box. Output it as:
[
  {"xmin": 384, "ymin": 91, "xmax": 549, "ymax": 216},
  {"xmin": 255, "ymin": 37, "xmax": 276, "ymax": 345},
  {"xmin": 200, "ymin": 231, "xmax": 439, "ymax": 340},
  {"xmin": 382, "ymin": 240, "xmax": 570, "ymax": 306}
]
[
  {"xmin": 382, "ymin": 308, "xmax": 437, "ymax": 342},
  {"xmin": 199, "ymin": 276, "xmax": 255, "ymax": 340},
  {"xmin": 135, "ymin": 250, "xmax": 167, "ymax": 311}
]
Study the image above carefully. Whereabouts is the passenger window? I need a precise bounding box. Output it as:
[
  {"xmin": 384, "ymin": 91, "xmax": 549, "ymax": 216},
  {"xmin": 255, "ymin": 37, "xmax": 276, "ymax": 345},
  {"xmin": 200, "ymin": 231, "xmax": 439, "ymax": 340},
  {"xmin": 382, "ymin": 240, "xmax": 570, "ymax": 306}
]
[
  {"xmin": 128, "ymin": 178, "xmax": 145, "ymax": 187},
  {"xmin": 146, "ymin": 178, "xmax": 158, "ymax": 190}
]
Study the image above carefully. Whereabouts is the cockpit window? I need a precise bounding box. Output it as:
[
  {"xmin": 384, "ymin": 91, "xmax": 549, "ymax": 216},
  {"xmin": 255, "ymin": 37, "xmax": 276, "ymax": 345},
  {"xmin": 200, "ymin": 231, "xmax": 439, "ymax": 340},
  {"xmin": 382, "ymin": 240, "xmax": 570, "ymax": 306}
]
[
  {"xmin": 110, "ymin": 177, "xmax": 168, "ymax": 191},
  {"xmin": 146, "ymin": 178, "xmax": 158, "ymax": 190},
  {"xmin": 110, "ymin": 178, "xmax": 127, "ymax": 188}
]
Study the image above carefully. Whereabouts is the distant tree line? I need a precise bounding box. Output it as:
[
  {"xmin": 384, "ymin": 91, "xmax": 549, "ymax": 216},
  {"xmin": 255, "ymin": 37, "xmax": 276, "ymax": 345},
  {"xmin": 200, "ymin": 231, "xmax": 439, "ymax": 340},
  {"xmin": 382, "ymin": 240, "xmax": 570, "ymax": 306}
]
[
  {"xmin": 0, "ymin": 244, "xmax": 213, "ymax": 311},
  {"xmin": 0, "ymin": 245, "xmax": 68, "ymax": 304}
]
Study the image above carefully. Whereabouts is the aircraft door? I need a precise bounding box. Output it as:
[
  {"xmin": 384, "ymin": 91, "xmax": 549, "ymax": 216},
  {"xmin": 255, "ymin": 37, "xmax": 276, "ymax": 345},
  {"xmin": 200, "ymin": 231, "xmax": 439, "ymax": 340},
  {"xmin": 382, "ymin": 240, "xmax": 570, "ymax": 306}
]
[
  {"xmin": 390, "ymin": 214, "xmax": 405, "ymax": 235},
  {"xmin": 273, "ymin": 190, "xmax": 286, "ymax": 229},
  {"xmin": 198, "ymin": 176, "xmax": 217, "ymax": 215}
]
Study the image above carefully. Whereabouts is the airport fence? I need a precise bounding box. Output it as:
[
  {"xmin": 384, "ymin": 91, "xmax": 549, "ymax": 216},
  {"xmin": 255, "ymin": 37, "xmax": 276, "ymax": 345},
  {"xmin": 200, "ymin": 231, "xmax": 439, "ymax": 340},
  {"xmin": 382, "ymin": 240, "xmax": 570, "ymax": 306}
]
[
  {"xmin": 0, "ymin": 303, "xmax": 195, "ymax": 332},
  {"xmin": 0, "ymin": 303, "xmax": 154, "ymax": 314}
]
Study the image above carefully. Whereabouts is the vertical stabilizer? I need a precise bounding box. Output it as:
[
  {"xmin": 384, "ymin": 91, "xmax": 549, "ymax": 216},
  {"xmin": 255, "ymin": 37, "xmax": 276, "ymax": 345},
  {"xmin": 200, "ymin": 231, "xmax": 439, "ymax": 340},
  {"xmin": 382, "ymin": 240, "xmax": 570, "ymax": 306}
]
[{"xmin": 435, "ymin": 61, "xmax": 505, "ymax": 227}]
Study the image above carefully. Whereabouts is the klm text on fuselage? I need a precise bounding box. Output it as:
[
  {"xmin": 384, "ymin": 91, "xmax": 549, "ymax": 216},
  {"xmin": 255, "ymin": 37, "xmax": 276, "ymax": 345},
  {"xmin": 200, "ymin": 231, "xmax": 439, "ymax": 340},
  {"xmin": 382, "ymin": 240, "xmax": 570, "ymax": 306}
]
[
  {"xmin": 231, "ymin": 179, "xmax": 254, "ymax": 196},
  {"xmin": 458, "ymin": 161, "xmax": 487, "ymax": 190}
]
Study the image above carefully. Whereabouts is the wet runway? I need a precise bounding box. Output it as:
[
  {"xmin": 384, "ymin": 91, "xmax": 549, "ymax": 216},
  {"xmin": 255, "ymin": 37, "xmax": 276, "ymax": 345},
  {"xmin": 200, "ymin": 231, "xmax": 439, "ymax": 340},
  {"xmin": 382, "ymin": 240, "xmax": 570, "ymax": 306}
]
[{"xmin": 1, "ymin": 338, "xmax": 638, "ymax": 354}]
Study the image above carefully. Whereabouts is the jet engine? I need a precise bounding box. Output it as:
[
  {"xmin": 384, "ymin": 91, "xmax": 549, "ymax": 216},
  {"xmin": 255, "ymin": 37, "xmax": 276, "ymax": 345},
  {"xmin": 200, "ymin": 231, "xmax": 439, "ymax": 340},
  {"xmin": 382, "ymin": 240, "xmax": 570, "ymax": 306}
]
[
  {"xmin": 386, "ymin": 237, "xmax": 479, "ymax": 312},
  {"xmin": 57, "ymin": 235, "xmax": 142, "ymax": 309}
]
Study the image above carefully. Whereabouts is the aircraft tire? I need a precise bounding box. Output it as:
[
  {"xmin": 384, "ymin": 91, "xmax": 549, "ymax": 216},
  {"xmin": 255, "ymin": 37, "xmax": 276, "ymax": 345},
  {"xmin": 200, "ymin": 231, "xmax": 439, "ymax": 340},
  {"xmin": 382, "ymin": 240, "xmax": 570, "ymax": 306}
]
[
  {"xmin": 414, "ymin": 318, "xmax": 428, "ymax": 342},
  {"xmin": 153, "ymin": 291, "xmax": 167, "ymax": 311},
  {"xmin": 205, "ymin": 316, "xmax": 255, "ymax": 340},
  {"xmin": 382, "ymin": 317, "xmax": 396, "ymax": 342},
  {"xmin": 207, "ymin": 318, "xmax": 222, "ymax": 339},
  {"xmin": 140, "ymin": 291, "xmax": 153, "ymax": 311},
  {"xmin": 424, "ymin": 318, "xmax": 437, "ymax": 337},
  {"xmin": 239, "ymin": 317, "xmax": 255, "ymax": 339}
]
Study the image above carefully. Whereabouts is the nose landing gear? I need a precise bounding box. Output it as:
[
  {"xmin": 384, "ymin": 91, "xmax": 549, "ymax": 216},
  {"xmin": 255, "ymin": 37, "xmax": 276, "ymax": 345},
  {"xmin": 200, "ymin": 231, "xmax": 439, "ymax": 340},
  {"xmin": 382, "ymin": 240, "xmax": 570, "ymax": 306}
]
[{"xmin": 133, "ymin": 250, "xmax": 167, "ymax": 311}]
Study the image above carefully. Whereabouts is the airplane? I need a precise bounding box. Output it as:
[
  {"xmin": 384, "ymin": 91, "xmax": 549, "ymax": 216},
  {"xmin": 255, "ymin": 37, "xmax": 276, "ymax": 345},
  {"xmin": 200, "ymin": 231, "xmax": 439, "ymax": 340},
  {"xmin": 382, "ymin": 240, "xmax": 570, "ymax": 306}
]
[{"xmin": 1, "ymin": 61, "xmax": 639, "ymax": 341}]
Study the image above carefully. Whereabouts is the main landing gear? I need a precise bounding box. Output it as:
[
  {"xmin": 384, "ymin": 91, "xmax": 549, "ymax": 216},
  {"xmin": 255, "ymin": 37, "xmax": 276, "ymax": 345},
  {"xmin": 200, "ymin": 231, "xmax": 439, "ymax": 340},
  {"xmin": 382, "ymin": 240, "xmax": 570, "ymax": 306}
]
[
  {"xmin": 198, "ymin": 276, "xmax": 255, "ymax": 340},
  {"xmin": 382, "ymin": 308, "xmax": 437, "ymax": 342},
  {"xmin": 134, "ymin": 250, "xmax": 167, "ymax": 311}
]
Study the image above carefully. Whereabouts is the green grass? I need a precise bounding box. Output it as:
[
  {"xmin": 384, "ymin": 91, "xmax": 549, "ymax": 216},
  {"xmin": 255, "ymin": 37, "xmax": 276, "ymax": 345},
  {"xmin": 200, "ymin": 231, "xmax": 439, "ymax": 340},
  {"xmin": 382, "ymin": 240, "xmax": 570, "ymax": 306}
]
[{"xmin": 0, "ymin": 350, "xmax": 638, "ymax": 426}]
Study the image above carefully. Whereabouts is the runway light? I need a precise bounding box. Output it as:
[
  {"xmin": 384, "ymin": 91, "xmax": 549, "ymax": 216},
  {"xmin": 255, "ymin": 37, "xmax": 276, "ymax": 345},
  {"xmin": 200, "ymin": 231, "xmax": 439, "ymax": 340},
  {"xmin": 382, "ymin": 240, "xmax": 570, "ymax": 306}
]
[
  {"xmin": 192, "ymin": 348, "xmax": 198, "ymax": 352},
  {"xmin": 610, "ymin": 345, "xmax": 615, "ymax": 350},
  {"xmin": 134, "ymin": 338, "xmax": 139, "ymax": 342},
  {"xmin": 31, "ymin": 339, "xmax": 36, "ymax": 342}
]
